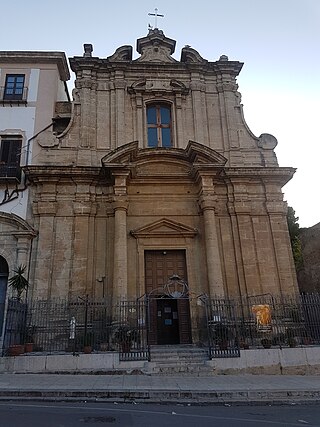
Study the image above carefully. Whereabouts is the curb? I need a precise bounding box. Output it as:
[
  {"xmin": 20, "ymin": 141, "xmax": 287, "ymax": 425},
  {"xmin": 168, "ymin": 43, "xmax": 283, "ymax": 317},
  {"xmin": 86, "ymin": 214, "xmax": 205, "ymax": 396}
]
[{"xmin": 0, "ymin": 389, "xmax": 319, "ymax": 404}]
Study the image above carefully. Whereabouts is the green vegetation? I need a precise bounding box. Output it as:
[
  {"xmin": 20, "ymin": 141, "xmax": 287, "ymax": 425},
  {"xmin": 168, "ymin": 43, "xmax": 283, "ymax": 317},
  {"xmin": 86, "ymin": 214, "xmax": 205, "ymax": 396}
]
[
  {"xmin": 8, "ymin": 265, "xmax": 29, "ymax": 300},
  {"xmin": 287, "ymin": 206, "xmax": 303, "ymax": 271}
]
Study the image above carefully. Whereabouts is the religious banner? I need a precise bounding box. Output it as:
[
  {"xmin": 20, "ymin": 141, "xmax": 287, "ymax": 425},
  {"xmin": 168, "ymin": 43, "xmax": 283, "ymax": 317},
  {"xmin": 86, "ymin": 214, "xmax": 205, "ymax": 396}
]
[{"xmin": 252, "ymin": 304, "xmax": 272, "ymax": 331}]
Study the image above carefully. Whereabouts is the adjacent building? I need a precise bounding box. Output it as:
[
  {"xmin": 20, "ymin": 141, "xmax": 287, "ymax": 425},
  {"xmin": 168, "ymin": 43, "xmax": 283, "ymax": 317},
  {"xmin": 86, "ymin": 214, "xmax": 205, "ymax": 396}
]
[{"xmin": 0, "ymin": 51, "xmax": 70, "ymax": 340}]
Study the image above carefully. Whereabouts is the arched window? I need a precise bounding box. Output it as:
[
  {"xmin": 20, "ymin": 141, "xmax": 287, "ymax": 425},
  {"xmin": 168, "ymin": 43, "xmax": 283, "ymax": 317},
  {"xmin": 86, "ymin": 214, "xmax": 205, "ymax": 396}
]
[
  {"xmin": 0, "ymin": 256, "xmax": 9, "ymax": 333},
  {"xmin": 147, "ymin": 103, "xmax": 172, "ymax": 147}
]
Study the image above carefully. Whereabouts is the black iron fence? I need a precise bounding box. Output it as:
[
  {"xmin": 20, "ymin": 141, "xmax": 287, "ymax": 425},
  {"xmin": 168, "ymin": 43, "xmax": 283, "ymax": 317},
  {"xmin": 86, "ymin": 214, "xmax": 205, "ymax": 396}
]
[
  {"xmin": 2, "ymin": 294, "xmax": 320, "ymax": 359},
  {"xmin": 204, "ymin": 293, "xmax": 320, "ymax": 358},
  {"xmin": 3, "ymin": 297, "xmax": 148, "ymax": 360}
]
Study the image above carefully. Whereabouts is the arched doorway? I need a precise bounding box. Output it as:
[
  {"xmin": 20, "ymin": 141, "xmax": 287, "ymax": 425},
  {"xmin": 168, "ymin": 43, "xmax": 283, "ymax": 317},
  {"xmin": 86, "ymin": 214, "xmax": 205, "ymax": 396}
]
[{"xmin": 0, "ymin": 256, "xmax": 9, "ymax": 334}]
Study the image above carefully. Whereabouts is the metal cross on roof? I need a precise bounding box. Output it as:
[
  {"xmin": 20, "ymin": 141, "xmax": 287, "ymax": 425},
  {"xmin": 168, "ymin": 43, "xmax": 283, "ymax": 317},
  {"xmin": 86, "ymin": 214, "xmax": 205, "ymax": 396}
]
[{"xmin": 148, "ymin": 8, "xmax": 164, "ymax": 29}]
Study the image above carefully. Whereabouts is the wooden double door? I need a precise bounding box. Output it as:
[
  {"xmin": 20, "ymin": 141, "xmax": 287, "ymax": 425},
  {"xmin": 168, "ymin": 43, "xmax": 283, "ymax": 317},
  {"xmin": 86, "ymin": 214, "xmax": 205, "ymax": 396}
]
[{"xmin": 145, "ymin": 250, "xmax": 192, "ymax": 345}]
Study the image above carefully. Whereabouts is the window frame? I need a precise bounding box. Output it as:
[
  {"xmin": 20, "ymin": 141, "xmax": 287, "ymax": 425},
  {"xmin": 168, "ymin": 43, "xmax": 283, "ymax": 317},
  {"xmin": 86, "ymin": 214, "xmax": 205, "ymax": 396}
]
[
  {"xmin": 0, "ymin": 136, "xmax": 22, "ymax": 181},
  {"xmin": 3, "ymin": 74, "xmax": 26, "ymax": 101},
  {"xmin": 146, "ymin": 103, "xmax": 172, "ymax": 148}
]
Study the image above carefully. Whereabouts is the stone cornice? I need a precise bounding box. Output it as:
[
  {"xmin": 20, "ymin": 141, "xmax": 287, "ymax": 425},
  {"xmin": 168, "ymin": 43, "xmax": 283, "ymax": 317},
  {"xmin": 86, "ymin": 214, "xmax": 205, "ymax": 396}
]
[
  {"xmin": 23, "ymin": 166, "xmax": 103, "ymax": 181},
  {"xmin": 224, "ymin": 167, "xmax": 296, "ymax": 187}
]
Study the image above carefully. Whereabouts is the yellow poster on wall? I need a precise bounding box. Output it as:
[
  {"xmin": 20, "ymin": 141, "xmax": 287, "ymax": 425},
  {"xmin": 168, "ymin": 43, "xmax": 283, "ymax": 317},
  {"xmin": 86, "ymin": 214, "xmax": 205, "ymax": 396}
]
[{"xmin": 252, "ymin": 304, "xmax": 272, "ymax": 331}]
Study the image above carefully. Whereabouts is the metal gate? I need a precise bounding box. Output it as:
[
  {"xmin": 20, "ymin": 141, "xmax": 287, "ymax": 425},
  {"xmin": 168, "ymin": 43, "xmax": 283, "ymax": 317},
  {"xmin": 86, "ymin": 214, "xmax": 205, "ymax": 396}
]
[
  {"xmin": 116, "ymin": 299, "xmax": 149, "ymax": 361},
  {"xmin": 203, "ymin": 297, "xmax": 240, "ymax": 358}
]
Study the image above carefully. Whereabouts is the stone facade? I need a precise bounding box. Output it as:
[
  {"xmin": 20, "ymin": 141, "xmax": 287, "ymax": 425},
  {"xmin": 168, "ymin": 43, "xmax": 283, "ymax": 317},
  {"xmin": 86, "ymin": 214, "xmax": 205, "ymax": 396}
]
[
  {"xmin": 20, "ymin": 29, "xmax": 298, "ymax": 331},
  {"xmin": 0, "ymin": 29, "xmax": 297, "ymax": 352}
]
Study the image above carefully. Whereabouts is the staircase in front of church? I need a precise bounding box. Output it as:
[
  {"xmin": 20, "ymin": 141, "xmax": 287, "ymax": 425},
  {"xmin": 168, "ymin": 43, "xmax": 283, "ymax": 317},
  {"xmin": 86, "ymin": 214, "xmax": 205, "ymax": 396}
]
[{"xmin": 146, "ymin": 345, "xmax": 212, "ymax": 375}]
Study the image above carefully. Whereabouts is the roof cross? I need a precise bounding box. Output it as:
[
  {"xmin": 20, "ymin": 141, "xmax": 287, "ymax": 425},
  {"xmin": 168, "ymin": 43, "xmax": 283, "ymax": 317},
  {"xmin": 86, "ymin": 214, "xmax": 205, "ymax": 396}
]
[{"xmin": 148, "ymin": 8, "xmax": 164, "ymax": 29}]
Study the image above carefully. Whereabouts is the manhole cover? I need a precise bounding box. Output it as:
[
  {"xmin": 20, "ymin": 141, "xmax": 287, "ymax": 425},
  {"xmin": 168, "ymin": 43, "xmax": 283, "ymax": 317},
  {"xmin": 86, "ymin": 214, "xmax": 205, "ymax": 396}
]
[{"xmin": 81, "ymin": 416, "xmax": 116, "ymax": 423}]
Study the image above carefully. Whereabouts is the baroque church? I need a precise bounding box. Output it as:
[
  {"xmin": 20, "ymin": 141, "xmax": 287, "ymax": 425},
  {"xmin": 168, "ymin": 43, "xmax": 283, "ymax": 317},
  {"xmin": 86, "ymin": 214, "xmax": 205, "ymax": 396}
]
[{"xmin": 0, "ymin": 28, "xmax": 298, "ymax": 348}]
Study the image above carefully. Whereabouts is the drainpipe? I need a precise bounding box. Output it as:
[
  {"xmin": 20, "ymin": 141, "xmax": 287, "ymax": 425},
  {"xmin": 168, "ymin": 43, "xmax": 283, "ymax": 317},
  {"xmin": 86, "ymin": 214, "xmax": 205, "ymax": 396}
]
[{"xmin": 25, "ymin": 121, "xmax": 54, "ymax": 168}]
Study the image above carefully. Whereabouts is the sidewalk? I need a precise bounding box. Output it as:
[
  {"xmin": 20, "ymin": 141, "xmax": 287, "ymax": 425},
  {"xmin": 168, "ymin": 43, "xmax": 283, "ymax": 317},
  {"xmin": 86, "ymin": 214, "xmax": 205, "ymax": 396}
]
[{"xmin": 0, "ymin": 373, "xmax": 319, "ymax": 404}]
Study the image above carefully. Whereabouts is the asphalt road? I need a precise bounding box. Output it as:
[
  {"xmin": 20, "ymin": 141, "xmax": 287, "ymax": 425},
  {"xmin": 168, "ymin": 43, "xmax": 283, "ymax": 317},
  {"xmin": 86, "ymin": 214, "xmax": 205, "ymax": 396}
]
[{"xmin": 0, "ymin": 401, "xmax": 320, "ymax": 426}]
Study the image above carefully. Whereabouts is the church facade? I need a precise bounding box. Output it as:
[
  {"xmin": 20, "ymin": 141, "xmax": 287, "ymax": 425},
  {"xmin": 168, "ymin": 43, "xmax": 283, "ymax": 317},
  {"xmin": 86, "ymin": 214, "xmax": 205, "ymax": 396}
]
[{"xmin": 1, "ymin": 29, "xmax": 298, "ymax": 347}]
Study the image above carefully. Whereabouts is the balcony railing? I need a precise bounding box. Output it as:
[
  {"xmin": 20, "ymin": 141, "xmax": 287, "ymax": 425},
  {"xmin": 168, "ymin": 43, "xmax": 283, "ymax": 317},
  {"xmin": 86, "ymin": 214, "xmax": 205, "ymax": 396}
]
[
  {"xmin": 0, "ymin": 164, "xmax": 21, "ymax": 181},
  {"xmin": 0, "ymin": 87, "xmax": 28, "ymax": 104}
]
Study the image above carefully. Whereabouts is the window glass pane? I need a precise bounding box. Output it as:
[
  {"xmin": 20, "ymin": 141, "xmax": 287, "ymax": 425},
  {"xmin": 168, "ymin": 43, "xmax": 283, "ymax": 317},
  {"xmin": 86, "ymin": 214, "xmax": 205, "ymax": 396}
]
[
  {"xmin": 162, "ymin": 128, "xmax": 171, "ymax": 147},
  {"xmin": 147, "ymin": 107, "xmax": 157, "ymax": 124},
  {"xmin": 1, "ymin": 141, "xmax": 10, "ymax": 163},
  {"xmin": 6, "ymin": 76, "xmax": 15, "ymax": 83},
  {"xmin": 16, "ymin": 76, "xmax": 24, "ymax": 83},
  {"xmin": 8, "ymin": 141, "xmax": 21, "ymax": 164},
  {"xmin": 148, "ymin": 128, "xmax": 158, "ymax": 147},
  {"xmin": 160, "ymin": 107, "xmax": 170, "ymax": 124}
]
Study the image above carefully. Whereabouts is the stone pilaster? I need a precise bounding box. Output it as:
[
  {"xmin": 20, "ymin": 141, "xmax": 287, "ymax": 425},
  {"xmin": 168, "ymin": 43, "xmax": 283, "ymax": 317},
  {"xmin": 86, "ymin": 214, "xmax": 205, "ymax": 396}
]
[
  {"xmin": 190, "ymin": 78, "xmax": 205, "ymax": 142},
  {"xmin": 71, "ymin": 183, "xmax": 97, "ymax": 297},
  {"xmin": 175, "ymin": 93, "xmax": 183, "ymax": 148},
  {"xmin": 114, "ymin": 72, "xmax": 126, "ymax": 147},
  {"xmin": 14, "ymin": 236, "xmax": 30, "ymax": 268},
  {"xmin": 198, "ymin": 174, "xmax": 224, "ymax": 297},
  {"xmin": 77, "ymin": 74, "xmax": 97, "ymax": 149},
  {"xmin": 266, "ymin": 200, "xmax": 298, "ymax": 295}
]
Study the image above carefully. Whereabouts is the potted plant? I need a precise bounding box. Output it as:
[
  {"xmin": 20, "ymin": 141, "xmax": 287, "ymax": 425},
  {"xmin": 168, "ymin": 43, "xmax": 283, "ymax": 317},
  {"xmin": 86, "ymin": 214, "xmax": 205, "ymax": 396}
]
[
  {"xmin": 83, "ymin": 331, "xmax": 94, "ymax": 354},
  {"xmin": 213, "ymin": 323, "xmax": 231, "ymax": 350},
  {"xmin": 8, "ymin": 265, "xmax": 29, "ymax": 301},
  {"xmin": 286, "ymin": 329, "xmax": 297, "ymax": 348},
  {"xmin": 239, "ymin": 337, "xmax": 250, "ymax": 349},
  {"xmin": 112, "ymin": 325, "xmax": 138, "ymax": 352},
  {"xmin": 24, "ymin": 325, "xmax": 36, "ymax": 353},
  {"xmin": 7, "ymin": 344, "xmax": 25, "ymax": 356},
  {"xmin": 7, "ymin": 269, "xmax": 29, "ymax": 356},
  {"xmin": 261, "ymin": 338, "xmax": 272, "ymax": 349}
]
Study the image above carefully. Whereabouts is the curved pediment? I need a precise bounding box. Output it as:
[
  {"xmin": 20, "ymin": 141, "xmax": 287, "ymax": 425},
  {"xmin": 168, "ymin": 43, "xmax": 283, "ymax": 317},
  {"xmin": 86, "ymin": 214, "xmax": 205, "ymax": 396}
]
[
  {"xmin": 130, "ymin": 218, "xmax": 198, "ymax": 239},
  {"xmin": 0, "ymin": 212, "xmax": 37, "ymax": 237},
  {"xmin": 107, "ymin": 45, "xmax": 133, "ymax": 62},
  {"xmin": 101, "ymin": 140, "xmax": 227, "ymax": 169},
  {"xmin": 101, "ymin": 141, "xmax": 139, "ymax": 166},
  {"xmin": 185, "ymin": 141, "xmax": 227, "ymax": 166}
]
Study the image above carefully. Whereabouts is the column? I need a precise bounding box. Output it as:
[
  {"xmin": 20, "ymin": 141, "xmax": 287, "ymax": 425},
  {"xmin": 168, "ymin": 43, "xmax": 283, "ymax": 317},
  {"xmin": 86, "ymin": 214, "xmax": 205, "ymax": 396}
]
[
  {"xmin": 113, "ymin": 198, "xmax": 128, "ymax": 300},
  {"xmin": 112, "ymin": 170, "xmax": 130, "ymax": 300}
]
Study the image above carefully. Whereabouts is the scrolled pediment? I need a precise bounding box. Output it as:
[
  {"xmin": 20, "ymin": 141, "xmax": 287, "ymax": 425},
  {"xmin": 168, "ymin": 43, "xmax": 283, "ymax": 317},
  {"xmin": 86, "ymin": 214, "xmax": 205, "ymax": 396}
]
[
  {"xmin": 107, "ymin": 45, "xmax": 133, "ymax": 62},
  {"xmin": 130, "ymin": 218, "xmax": 198, "ymax": 239},
  {"xmin": 180, "ymin": 46, "xmax": 206, "ymax": 64},
  {"xmin": 128, "ymin": 79, "xmax": 189, "ymax": 95}
]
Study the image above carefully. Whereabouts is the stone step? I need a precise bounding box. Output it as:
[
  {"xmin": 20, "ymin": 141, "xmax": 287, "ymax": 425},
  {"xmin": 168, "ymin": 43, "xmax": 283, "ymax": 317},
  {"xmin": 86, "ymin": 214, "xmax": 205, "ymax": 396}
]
[
  {"xmin": 149, "ymin": 346, "xmax": 209, "ymax": 363},
  {"xmin": 147, "ymin": 362, "xmax": 214, "ymax": 376}
]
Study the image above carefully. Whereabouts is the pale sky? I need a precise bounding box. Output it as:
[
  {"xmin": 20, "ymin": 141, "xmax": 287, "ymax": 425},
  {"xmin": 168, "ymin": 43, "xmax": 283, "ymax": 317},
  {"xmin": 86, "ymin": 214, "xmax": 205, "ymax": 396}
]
[{"xmin": 1, "ymin": 0, "xmax": 319, "ymax": 227}]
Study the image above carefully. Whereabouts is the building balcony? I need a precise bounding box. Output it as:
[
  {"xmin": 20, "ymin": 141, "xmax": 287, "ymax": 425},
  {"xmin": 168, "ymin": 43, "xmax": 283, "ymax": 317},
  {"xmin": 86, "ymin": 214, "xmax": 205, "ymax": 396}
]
[
  {"xmin": 0, "ymin": 164, "xmax": 21, "ymax": 181},
  {"xmin": 0, "ymin": 87, "xmax": 28, "ymax": 105}
]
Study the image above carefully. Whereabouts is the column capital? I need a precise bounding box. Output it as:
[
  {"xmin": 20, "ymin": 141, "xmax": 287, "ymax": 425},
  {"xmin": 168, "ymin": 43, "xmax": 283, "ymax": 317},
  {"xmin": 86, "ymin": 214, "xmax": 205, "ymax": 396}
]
[
  {"xmin": 198, "ymin": 194, "xmax": 217, "ymax": 211},
  {"xmin": 112, "ymin": 196, "xmax": 129, "ymax": 212}
]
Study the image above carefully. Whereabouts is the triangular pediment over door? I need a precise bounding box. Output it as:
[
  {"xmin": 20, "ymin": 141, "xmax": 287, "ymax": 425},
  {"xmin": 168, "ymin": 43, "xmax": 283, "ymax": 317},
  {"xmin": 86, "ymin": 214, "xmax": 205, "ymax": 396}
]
[{"xmin": 130, "ymin": 218, "xmax": 198, "ymax": 239}]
